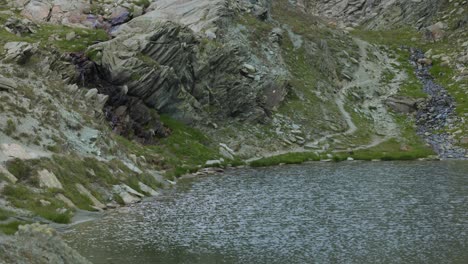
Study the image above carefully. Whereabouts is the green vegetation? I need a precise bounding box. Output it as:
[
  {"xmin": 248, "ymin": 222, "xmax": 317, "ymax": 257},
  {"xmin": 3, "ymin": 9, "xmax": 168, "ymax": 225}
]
[
  {"xmin": 6, "ymin": 158, "xmax": 35, "ymax": 182},
  {"xmin": 0, "ymin": 13, "xmax": 109, "ymax": 53},
  {"xmin": 271, "ymin": 0, "xmax": 353, "ymax": 132},
  {"xmin": 352, "ymin": 25, "xmax": 467, "ymax": 144},
  {"xmin": 0, "ymin": 221, "xmax": 26, "ymax": 235},
  {"xmin": 3, "ymin": 184, "xmax": 73, "ymax": 224},
  {"xmin": 250, "ymin": 152, "xmax": 321, "ymax": 167},
  {"xmin": 4, "ymin": 119, "xmax": 16, "ymax": 136},
  {"xmin": 430, "ymin": 62, "xmax": 468, "ymax": 116},
  {"xmin": 0, "ymin": 208, "xmax": 14, "ymax": 221},
  {"xmin": 114, "ymin": 115, "xmax": 225, "ymax": 178},
  {"xmin": 337, "ymin": 139, "xmax": 434, "ymax": 161},
  {"xmin": 134, "ymin": 0, "xmax": 151, "ymax": 8},
  {"xmin": 1, "ymin": 155, "xmax": 166, "ymax": 223}
]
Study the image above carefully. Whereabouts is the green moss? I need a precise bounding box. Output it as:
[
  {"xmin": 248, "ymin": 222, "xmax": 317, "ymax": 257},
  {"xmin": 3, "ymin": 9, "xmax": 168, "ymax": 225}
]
[{"xmin": 0, "ymin": 221, "xmax": 26, "ymax": 235}]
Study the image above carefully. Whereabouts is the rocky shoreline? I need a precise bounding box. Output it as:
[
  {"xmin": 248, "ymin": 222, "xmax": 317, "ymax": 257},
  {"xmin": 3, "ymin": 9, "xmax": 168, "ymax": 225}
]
[{"xmin": 410, "ymin": 48, "xmax": 467, "ymax": 159}]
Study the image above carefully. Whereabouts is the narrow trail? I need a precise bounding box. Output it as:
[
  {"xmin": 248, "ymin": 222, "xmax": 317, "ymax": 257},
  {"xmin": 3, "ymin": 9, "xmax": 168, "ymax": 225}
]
[{"xmin": 246, "ymin": 38, "xmax": 399, "ymax": 162}]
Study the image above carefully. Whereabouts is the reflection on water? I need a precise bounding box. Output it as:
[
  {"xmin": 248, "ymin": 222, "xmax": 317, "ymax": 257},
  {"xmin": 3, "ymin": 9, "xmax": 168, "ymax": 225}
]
[{"xmin": 64, "ymin": 161, "xmax": 468, "ymax": 264}]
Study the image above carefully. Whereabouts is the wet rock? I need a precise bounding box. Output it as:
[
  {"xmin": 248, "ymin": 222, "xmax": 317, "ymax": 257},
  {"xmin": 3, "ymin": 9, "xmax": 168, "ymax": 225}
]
[
  {"xmin": 109, "ymin": 8, "xmax": 131, "ymax": 26},
  {"xmin": 410, "ymin": 48, "xmax": 467, "ymax": 159}
]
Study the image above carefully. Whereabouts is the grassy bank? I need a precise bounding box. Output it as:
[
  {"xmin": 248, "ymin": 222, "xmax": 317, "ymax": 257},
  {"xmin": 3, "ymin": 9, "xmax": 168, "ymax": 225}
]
[{"xmin": 251, "ymin": 136, "xmax": 434, "ymax": 167}]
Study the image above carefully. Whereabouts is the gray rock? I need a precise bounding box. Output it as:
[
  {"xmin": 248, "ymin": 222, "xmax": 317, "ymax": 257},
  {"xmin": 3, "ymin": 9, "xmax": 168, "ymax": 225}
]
[
  {"xmin": 0, "ymin": 76, "xmax": 17, "ymax": 92},
  {"xmin": 112, "ymin": 185, "xmax": 142, "ymax": 205},
  {"xmin": 386, "ymin": 96, "xmax": 421, "ymax": 113},
  {"xmin": 0, "ymin": 224, "xmax": 91, "ymax": 263},
  {"xmin": 55, "ymin": 194, "xmax": 76, "ymax": 209},
  {"xmin": 37, "ymin": 170, "xmax": 63, "ymax": 189},
  {"xmin": 76, "ymin": 183, "xmax": 106, "ymax": 210},
  {"xmin": 205, "ymin": 159, "xmax": 223, "ymax": 166},
  {"xmin": 3, "ymin": 42, "xmax": 37, "ymax": 64},
  {"xmin": 138, "ymin": 182, "xmax": 159, "ymax": 196}
]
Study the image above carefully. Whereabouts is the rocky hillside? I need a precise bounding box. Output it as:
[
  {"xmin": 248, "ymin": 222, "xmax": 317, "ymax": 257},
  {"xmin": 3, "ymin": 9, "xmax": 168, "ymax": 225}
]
[{"xmin": 0, "ymin": 0, "xmax": 467, "ymax": 244}]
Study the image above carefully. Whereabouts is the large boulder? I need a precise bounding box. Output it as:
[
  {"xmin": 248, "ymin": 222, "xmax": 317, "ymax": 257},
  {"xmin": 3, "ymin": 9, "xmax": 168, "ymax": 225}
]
[
  {"xmin": 21, "ymin": 0, "xmax": 52, "ymax": 22},
  {"xmin": 3, "ymin": 42, "xmax": 37, "ymax": 64},
  {"xmin": 0, "ymin": 223, "xmax": 91, "ymax": 264},
  {"xmin": 37, "ymin": 169, "xmax": 63, "ymax": 189},
  {"xmin": 386, "ymin": 96, "xmax": 421, "ymax": 114}
]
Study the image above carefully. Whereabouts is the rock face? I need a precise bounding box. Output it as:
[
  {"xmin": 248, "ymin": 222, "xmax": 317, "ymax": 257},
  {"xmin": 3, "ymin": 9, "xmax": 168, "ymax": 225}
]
[
  {"xmin": 0, "ymin": 224, "xmax": 91, "ymax": 264},
  {"xmin": 302, "ymin": 0, "xmax": 445, "ymax": 29},
  {"xmin": 85, "ymin": 15, "xmax": 288, "ymax": 126}
]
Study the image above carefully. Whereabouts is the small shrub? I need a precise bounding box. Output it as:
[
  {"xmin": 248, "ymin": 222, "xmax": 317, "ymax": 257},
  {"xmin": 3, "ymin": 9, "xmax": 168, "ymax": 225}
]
[
  {"xmin": 6, "ymin": 159, "xmax": 33, "ymax": 181},
  {"xmin": 4, "ymin": 119, "xmax": 16, "ymax": 136}
]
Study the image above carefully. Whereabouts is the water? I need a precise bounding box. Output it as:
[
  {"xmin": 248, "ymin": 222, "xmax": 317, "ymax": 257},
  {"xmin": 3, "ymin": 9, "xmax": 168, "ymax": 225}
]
[{"xmin": 64, "ymin": 161, "xmax": 468, "ymax": 264}]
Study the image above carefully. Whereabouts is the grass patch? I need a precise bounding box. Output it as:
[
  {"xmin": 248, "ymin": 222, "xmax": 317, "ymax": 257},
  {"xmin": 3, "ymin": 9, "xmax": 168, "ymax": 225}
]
[
  {"xmin": 0, "ymin": 13, "xmax": 109, "ymax": 53},
  {"xmin": 2, "ymin": 184, "xmax": 73, "ymax": 224},
  {"xmin": 0, "ymin": 208, "xmax": 14, "ymax": 221},
  {"xmin": 5, "ymin": 158, "xmax": 35, "ymax": 182},
  {"xmin": 0, "ymin": 221, "xmax": 26, "ymax": 235},
  {"xmin": 114, "ymin": 115, "xmax": 221, "ymax": 177},
  {"xmin": 250, "ymin": 152, "xmax": 320, "ymax": 167},
  {"xmin": 337, "ymin": 138, "xmax": 434, "ymax": 161}
]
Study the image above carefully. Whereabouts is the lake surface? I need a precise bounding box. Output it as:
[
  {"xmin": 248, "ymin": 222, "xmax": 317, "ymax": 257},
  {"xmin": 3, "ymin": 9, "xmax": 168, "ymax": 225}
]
[{"xmin": 63, "ymin": 161, "xmax": 468, "ymax": 264}]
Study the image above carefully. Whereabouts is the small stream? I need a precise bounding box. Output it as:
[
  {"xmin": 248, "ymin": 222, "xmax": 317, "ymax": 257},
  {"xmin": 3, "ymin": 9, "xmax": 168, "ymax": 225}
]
[
  {"xmin": 64, "ymin": 161, "xmax": 468, "ymax": 264},
  {"xmin": 410, "ymin": 48, "xmax": 467, "ymax": 159}
]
